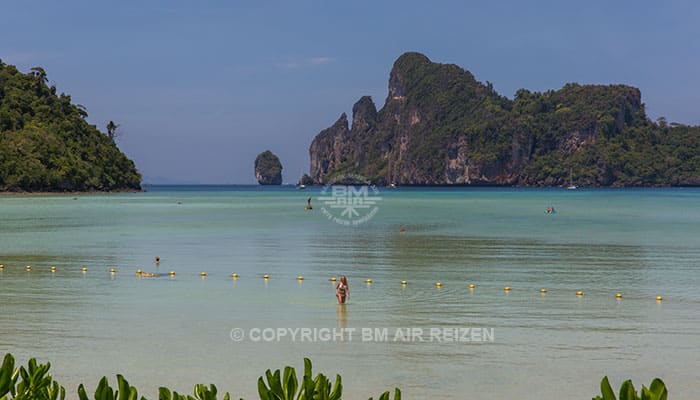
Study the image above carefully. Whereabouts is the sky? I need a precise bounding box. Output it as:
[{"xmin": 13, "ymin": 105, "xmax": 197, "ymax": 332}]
[{"xmin": 1, "ymin": 0, "xmax": 699, "ymax": 184}]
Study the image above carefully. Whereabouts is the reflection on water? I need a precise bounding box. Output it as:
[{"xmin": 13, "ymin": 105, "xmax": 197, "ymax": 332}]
[
  {"xmin": 0, "ymin": 187, "xmax": 699, "ymax": 399},
  {"xmin": 336, "ymin": 304, "xmax": 348, "ymax": 328}
]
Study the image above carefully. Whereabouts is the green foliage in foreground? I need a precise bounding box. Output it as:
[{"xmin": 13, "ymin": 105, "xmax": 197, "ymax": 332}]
[
  {"xmin": 0, "ymin": 355, "xmax": 65, "ymax": 400},
  {"xmin": 0, "ymin": 354, "xmax": 400, "ymax": 400},
  {"xmin": 593, "ymin": 376, "xmax": 667, "ymax": 400},
  {"xmin": 0, "ymin": 59, "xmax": 141, "ymax": 191}
]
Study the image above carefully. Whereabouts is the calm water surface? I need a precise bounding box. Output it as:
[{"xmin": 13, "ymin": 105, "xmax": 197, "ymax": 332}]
[{"xmin": 1, "ymin": 186, "xmax": 699, "ymax": 399}]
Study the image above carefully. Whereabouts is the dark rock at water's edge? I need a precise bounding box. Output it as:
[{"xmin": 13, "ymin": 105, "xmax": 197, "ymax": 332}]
[
  {"xmin": 255, "ymin": 150, "xmax": 283, "ymax": 185},
  {"xmin": 298, "ymin": 173, "xmax": 314, "ymax": 186},
  {"xmin": 308, "ymin": 52, "xmax": 700, "ymax": 187},
  {"xmin": 0, "ymin": 59, "xmax": 141, "ymax": 192}
]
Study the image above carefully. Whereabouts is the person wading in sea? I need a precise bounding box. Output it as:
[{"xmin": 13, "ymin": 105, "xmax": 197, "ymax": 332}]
[{"xmin": 336, "ymin": 275, "xmax": 349, "ymax": 304}]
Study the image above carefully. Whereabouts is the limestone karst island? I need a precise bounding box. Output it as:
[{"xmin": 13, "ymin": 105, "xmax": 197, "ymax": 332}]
[
  {"xmin": 309, "ymin": 52, "xmax": 700, "ymax": 187},
  {"xmin": 254, "ymin": 150, "xmax": 283, "ymax": 185}
]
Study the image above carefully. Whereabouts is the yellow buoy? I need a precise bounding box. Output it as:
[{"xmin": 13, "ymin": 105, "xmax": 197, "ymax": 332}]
[
  {"xmin": 0, "ymin": 264, "xmax": 4, "ymax": 269},
  {"xmin": 169, "ymin": 271, "xmax": 176, "ymax": 276},
  {"xmin": 136, "ymin": 269, "xmax": 143, "ymax": 274},
  {"xmin": 232, "ymin": 273, "xmax": 238, "ymax": 278},
  {"xmin": 330, "ymin": 277, "xmax": 337, "ymax": 282},
  {"xmin": 576, "ymin": 291, "xmax": 584, "ymax": 296},
  {"xmin": 401, "ymin": 280, "xmax": 407, "ymax": 285},
  {"xmin": 109, "ymin": 268, "xmax": 116, "ymax": 273},
  {"xmin": 504, "ymin": 286, "xmax": 511, "ymax": 291},
  {"xmin": 200, "ymin": 272, "xmax": 207, "ymax": 277},
  {"xmin": 365, "ymin": 279, "xmax": 372, "ymax": 284},
  {"xmin": 50, "ymin": 266, "xmax": 56, "ymax": 272},
  {"xmin": 263, "ymin": 274, "xmax": 269, "ymax": 279},
  {"xmin": 81, "ymin": 267, "xmax": 87, "ymax": 272},
  {"xmin": 656, "ymin": 296, "xmax": 663, "ymax": 302},
  {"xmin": 25, "ymin": 265, "xmax": 32, "ymax": 271},
  {"xmin": 616, "ymin": 293, "xmax": 622, "ymax": 299},
  {"xmin": 469, "ymin": 284, "xmax": 475, "ymax": 289},
  {"xmin": 297, "ymin": 276, "xmax": 304, "ymax": 281},
  {"xmin": 540, "ymin": 288, "xmax": 547, "ymax": 293},
  {"xmin": 435, "ymin": 281, "xmax": 442, "ymax": 287}
]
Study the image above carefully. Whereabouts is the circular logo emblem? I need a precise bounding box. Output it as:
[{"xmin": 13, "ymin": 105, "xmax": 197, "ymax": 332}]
[{"xmin": 317, "ymin": 174, "xmax": 382, "ymax": 226}]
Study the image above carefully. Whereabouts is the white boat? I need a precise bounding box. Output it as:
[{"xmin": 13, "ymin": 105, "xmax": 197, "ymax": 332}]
[
  {"xmin": 297, "ymin": 170, "xmax": 308, "ymax": 189},
  {"xmin": 567, "ymin": 169, "xmax": 577, "ymax": 189}
]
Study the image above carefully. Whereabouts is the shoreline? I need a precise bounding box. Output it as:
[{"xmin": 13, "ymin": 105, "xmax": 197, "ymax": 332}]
[
  {"xmin": 0, "ymin": 188, "xmax": 143, "ymax": 196},
  {"xmin": 3, "ymin": 185, "xmax": 699, "ymax": 195}
]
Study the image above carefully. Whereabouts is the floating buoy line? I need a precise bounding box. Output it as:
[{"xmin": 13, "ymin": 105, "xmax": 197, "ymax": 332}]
[{"xmin": 0, "ymin": 264, "xmax": 669, "ymax": 302}]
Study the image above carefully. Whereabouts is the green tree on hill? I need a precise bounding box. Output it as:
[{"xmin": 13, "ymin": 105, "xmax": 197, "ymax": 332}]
[
  {"xmin": 0, "ymin": 59, "xmax": 141, "ymax": 191},
  {"xmin": 106, "ymin": 120, "xmax": 120, "ymax": 142}
]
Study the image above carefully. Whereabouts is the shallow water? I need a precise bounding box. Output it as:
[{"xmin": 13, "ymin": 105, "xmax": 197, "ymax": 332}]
[{"xmin": 1, "ymin": 186, "xmax": 699, "ymax": 399}]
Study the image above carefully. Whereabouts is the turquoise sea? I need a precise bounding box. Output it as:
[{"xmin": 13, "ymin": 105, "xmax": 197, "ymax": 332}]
[{"xmin": 1, "ymin": 186, "xmax": 699, "ymax": 399}]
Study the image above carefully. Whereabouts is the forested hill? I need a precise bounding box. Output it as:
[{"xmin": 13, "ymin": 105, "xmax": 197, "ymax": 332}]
[
  {"xmin": 0, "ymin": 59, "xmax": 141, "ymax": 192},
  {"xmin": 309, "ymin": 52, "xmax": 700, "ymax": 186}
]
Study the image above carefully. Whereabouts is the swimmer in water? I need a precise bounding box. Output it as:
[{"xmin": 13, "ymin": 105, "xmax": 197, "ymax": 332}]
[{"xmin": 335, "ymin": 275, "xmax": 349, "ymax": 304}]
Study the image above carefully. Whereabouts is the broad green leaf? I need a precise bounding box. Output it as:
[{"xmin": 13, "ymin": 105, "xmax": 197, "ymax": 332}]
[
  {"xmin": 159, "ymin": 387, "xmax": 172, "ymax": 400},
  {"xmin": 117, "ymin": 375, "xmax": 128, "ymax": 400},
  {"xmin": 619, "ymin": 380, "xmax": 637, "ymax": 400},
  {"xmin": 283, "ymin": 366, "xmax": 297, "ymax": 399},
  {"xmin": 258, "ymin": 376, "xmax": 270, "ymax": 400},
  {"xmin": 600, "ymin": 376, "xmax": 616, "ymax": 400},
  {"xmin": 649, "ymin": 378, "xmax": 667, "ymax": 400},
  {"xmin": 329, "ymin": 375, "xmax": 342, "ymax": 400},
  {"xmin": 78, "ymin": 384, "xmax": 90, "ymax": 400},
  {"xmin": 303, "ymin": 359, "xmax": 312, "ymax": 380},
  {"xmin": 0, "ymin": 354, "xmax": 16, "ymax": 397}
]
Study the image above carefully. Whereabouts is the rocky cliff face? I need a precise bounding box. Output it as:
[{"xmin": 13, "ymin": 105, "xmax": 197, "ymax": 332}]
[
  {"xmin": 254, "ymin": 150, "xmax": 283, "ymax": 185},
  {"xmin": 307, "ymin": 52, "xmax": 693, "ymax": 187}
]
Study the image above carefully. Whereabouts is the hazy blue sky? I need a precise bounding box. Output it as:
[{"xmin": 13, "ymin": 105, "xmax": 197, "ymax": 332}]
[{"xmin": 2, "ymin": 0, "xmax": 699, "ymax": 184}]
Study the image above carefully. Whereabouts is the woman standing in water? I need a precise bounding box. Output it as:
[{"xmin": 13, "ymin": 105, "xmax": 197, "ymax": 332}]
[{"xmin": 336, "ymin": 275, "xmax": 349, "ymax": 304}]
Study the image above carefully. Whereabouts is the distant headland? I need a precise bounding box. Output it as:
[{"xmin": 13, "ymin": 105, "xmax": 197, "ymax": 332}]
[
  {"xmin": 307, "ymin": 52, "xmax": 700, "ymax": 187},
  {"xmin": 0, "ymin": 59, "xmax": 141, "ymax": 192}
]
